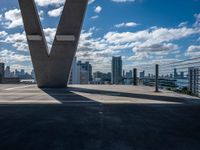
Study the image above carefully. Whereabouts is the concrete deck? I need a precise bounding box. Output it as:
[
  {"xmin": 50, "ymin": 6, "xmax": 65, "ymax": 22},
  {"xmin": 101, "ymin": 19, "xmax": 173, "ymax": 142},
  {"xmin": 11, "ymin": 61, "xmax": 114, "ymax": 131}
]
[{"xmin": 0, "ymin": 84, "xmax": 200, "ymax": 150}]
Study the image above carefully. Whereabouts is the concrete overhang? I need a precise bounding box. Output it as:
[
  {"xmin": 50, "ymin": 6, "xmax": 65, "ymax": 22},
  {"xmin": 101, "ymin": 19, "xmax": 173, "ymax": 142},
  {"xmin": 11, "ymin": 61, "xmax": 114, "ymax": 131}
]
[
  {"xmin": 56, "ymin": 35, "xmax": 76, "ymax": 42},
  {"xmin": 27, "ymin": 35, "xmax": 42, "ymax": 41}
]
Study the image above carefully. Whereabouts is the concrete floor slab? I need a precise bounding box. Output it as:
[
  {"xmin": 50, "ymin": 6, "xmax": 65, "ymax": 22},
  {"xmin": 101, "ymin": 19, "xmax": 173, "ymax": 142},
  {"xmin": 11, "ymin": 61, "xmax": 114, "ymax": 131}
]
[{"xmin": 0, "ymin": 84, "xmax": 200, "ymax": 150}]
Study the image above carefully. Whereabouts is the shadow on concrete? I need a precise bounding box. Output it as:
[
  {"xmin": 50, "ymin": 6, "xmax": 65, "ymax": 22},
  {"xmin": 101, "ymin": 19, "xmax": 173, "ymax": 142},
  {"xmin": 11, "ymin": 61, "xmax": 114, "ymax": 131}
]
[
  {"xmin": 41, "ymin": 88, "xmax": 100, "ymax": 105},
  {"xmin": 0, "ymin": 87, "xmax": 200, "ymax": 150},
  {"xmin": 67, "ymin": 87, "xmax": 200, "ymax": 105}
]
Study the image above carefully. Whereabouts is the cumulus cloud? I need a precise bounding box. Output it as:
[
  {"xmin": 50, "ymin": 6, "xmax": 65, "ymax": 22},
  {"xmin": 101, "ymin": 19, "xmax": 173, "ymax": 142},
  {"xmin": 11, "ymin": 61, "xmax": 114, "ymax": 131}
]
[
  {"xmin": 89, "ymin": 0, "xmax": 95, "ymax": 4},
  {"xmin": 194, "ymin": 13, "xmax": 200, "ymax": 27},
  {"xmin": 0, "ymin": 49, "xmax": 30, "ymax": 63},
  {"xmin": 2, "ymin": 32, "xmax": 28, "ymax": 51},
  {"xmin": 94, "ymin": 6, "xmax": 102, "ymax": 13},
  {"xmin": 43, "ymin": 28, "xmax": 57, "ymax": 51},
  {"xmin": 178, "ymin": 22, "xmax": 188, "ymax": 27},
  {"xmin": 1, "ymin": 9, "xmax": 44, "ymax": 29},
  {"xmin": 1, "ymin": 27, "xmax": 56, "ymax": 52},
  {"xmin": 35, "ymin": 0, "xmax": 95, "ymax": 7},
  {"xmin": 35, "ymin": 0, "xmax": 65, "ymax": 7},
  {"xmin": 75, "ymin": 24, "xmax": 200, "ymax": 71},
  {"xmin": 186, "ymin": 45, "xmax": 200, "ymax": 57},
  {"xmin": 104, "ymin": 27, "xmax": 200, "ymax": 44},
  {"xmin": 3, "ymin": 9, "xmax": 22, "ymax": 29},
  {"xmin": 0, "ymin": 31, "xmax": 7, "ymax": 37},
  {"xmin": 48, "ymin": 6, "xmax": 63, "ymax": 17},
  {"xmin": 90, "ymin": 15, "xmax": 99, "ymax": 19},
  {"xmin": 115, "ymin": 22, "xmax": 139, "ymax": 28},
  {"xmin": 133, "ymin": 43, "xmax": 178, "ymax": 53}
]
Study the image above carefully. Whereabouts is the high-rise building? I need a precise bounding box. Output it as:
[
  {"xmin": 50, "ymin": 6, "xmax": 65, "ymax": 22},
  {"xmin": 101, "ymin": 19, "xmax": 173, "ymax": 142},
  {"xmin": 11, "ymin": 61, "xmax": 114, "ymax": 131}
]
[
  {"xmin": 125, "ymin": 70, "xmax": 133, "ymax": 79},
  {"xmin": 93, "ymin": 71, "xmax": 111, "ymax": 83},
  {"xmin": 112, "ymin": 56, "xmax": 122, "ymax": 84},
  {"xmin": 188, "ymin": 67, "xmax": 200, "ymax": 96},
  {"xmin": 140, "ymin": 71, "xmax": 145, "ymax": 78},
  {"xmin": 31, "ymin": 69, "xmax": 35, "ymax": 79},
  {"xmin": 20, "ymin": 69, "xmax": 25, "ymax": 76},
  {"xmin": 77, "ymin": 61, "xmax": 92, "ymax": 81},
  {"xmin": 5, "ymin": 66, "xmax": 11, "ymax": 77},
  {"xmin": 174, "ymin": 68, "xmax": 177, "ymax": 79},
  {"xmin": 0, "ymin": 63, "xmax": 5, "ymax": 83},
  {"xmin": 69, "ymin": 57, "xmax": 80, "ymax": 84},
  {"xmin": 180, "ymin": 72, "xmax": 184, "ymax": 79},
  {"xmin": 69, "ymin": 58, "xmax": 92, "ymax": 84}
]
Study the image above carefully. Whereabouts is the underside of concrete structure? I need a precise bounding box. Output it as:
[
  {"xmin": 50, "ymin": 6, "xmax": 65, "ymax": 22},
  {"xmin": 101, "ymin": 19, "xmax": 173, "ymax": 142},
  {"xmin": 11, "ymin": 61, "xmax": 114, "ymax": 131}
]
[{"xmin": 18, "ymin": 0, "xmax": 88, "ymax": 88}]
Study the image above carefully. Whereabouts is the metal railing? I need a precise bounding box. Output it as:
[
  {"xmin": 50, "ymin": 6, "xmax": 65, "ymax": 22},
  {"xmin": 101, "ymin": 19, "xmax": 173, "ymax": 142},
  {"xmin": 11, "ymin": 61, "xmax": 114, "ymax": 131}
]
[{"xmin": 134, "ymin": 57, "xmax": 200, "ymax": 97}]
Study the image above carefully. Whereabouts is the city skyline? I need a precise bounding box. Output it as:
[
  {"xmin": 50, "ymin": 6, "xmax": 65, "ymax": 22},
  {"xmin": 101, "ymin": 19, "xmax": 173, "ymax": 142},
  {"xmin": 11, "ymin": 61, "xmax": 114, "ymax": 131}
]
[{"xmin": 0, "ymin": 0, "xmax": 200, "ymax": 73}]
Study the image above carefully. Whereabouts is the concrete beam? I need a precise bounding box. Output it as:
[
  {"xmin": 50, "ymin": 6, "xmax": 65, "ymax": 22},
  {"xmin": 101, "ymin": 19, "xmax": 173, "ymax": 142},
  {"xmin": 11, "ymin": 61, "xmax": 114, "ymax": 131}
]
[
  {"xmin": 56, "ymin": 35, "xmax": 76, "ymax": 42},
  {"xmin": 27, "ymin": 35, "xmax": 42, "ymax": 41},
  {"xmin": 19, "ymin": 0, "xmax": 88, "ymax": 88}
]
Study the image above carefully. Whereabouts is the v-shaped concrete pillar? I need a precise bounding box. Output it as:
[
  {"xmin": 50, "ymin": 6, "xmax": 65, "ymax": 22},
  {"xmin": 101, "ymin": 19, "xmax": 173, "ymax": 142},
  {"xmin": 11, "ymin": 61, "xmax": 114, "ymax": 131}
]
[{"xmin": 19, "ymin": 0, "xmax": 88, "ymax": 88}]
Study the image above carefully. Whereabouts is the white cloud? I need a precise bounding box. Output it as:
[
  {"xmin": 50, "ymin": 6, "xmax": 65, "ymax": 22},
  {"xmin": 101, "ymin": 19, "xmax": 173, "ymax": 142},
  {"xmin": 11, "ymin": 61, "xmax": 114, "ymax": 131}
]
[
  {"xmin": 89, "ymin": 0, "xmax": 95, "ymax": 4},
  {"xmin": 133, "ymin": 43, "xmax": 178, "ymax": 53},
  {"xmin": 1, "ymin": 27, "xmax": 56, "ymax": 52},
  {"xmin": 43, "ymin": 28, "xmax": 57, "ymax": 51},
  {"xmin": 35, "ymin": 0, "xmax": 95, "ymax": 7},
  {"xmin": 48, "ymin": 6, "xmax": 63, "ymax": 17},
  {"xmin": 3, "ymin": 9, "xmax": 22, "ymax": 29},
  {"xmin": 94, "ymin": 6, "xmax": 102, "ymax": 13},
  {"xmin": 35, "ymin": 0, "xmax": 65, "ymax": 7},
  {"xmin": 194, "ymin": 13, "xmax": 200, "ymax": 27},
  {"xmin": 90, "ymin": 15, "xmax": 99, "ymax": 19},
  {"xmin": 104, "ymin": 27, "xmax": 200, "ymax": 44},
  {"xmin": 186, "ymin": 45, "xmax": 200, "ymax": 57},
  {"xmin": 0, "ymin": 49, "xmax": 30, "ymax": 63},
  {"xmin": 0, "ymin": 31, "xmax": 7, "ymax": 37},
  {"xmin": 75, "ymin": 24, "xmax": 200, "ymax": 72},
  {"xmin": 3, "ymin": 32, "xmax": 28, "ymax": 51},
  {"xmin": 115, "ymin": 22, "xmax": 138, "ymax": 28},
  {"xmin": 111, "ymin": 0, "xmax": 136, "ymax": 2},
  {"xmin": 1, "ymin": 9, "xmax": 44, "ymax": 29},
  {"xmin": 178, "ymin": 22, "xmax": 188, "ymax": 27},
  {"xmin": 0, "ymin": 14, "xmax": 3, "ymax": 21}
]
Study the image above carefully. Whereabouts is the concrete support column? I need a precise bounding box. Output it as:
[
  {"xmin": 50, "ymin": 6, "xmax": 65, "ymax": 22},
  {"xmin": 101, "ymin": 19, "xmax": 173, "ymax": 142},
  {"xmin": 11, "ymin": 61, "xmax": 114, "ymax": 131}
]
[
  {"xmin": 19, "ymin": 0, "xmax": 88, "ymax": 88},
  {"xmin": 155, "ymin": 64, "xmax": 159, "ymax": 92},
  {"xmin": 133, "ymin": 68, "xmax": 137, "ymax": 86}
]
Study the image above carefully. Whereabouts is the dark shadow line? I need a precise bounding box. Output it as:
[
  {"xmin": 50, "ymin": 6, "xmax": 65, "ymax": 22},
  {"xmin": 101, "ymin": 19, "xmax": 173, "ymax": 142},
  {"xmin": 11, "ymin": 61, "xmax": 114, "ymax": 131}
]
[{"xmin": 67, "ymin": 87, "xmax": 200, "ymax": 105}]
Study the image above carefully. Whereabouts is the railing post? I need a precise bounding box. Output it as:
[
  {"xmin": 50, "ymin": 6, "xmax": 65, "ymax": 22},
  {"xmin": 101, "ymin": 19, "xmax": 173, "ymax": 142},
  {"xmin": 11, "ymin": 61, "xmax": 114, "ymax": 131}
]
[
  {"xmin": 155, "ymin": 64, "xmax": 159, "ymax": 92},
  {"xmin": 133, "ymin": 68, "xmax": 137, "ymax": 86}
]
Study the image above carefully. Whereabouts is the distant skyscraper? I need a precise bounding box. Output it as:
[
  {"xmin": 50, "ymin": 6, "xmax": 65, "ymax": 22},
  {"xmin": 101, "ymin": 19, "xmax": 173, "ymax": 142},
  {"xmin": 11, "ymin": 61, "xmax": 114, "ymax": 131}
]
[
  {"xmin": 174, "ymin": 68, "xmax": 177, "ymax": 79},
  {"xmin": 69, "ymin": 57, "xmax": 80, "ymax": 84},
  {"xmin": 112, "ymin": 56, "xmax": 122, "ymax": 84},
  {"xmin": 188, "ymin": 67, "xmax": 200, "ymax": 96},
  {"xmin": 180, "ymin": 72, "xmax": 184, "ymax": 79},
  {"xmin": 125, "ymin": 70, "xmax": 133, "ymax": 79},
  {"xmin": 140, "ymin": 71, "xmax": 145, "ymax": 78},
  {"xmin": 5, "ymin": 66, "xmax": 11, "ymax": 77},
  {"xmin": 20, "ymin": 69, "xmax": 25, "ymax": 76},
  {"xmin": 0, "ymin": 63, "xmax": 5, "ymax": 83},
  {"xmin": 31, "ymin": 69, "xmax": 35, "ymax": 79},
  {"xmin": 77, "ymin": 61, "xmax": 92, "ymax": 81},
  {"xmin": 69, "ymin": 58, "xmax": 92, "ymax": 84},
  {"xmin": 123, "ymin": 70, "xmax": 125, "ymax": 77},
  {"xmin": 93, "ymin": 71, "xmax": 111, "ymax": 83}
]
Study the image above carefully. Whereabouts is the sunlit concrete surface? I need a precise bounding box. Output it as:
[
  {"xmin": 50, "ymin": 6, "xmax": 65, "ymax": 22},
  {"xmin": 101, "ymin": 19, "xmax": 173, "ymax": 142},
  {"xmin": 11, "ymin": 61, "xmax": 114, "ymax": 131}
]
[
  {"xmin": 0, "ymin": 84, "xmax": 200, "ymax": 150},
  {"xmin": 0, "ymin": 84, "xmax": 200, "ymax": 105}
]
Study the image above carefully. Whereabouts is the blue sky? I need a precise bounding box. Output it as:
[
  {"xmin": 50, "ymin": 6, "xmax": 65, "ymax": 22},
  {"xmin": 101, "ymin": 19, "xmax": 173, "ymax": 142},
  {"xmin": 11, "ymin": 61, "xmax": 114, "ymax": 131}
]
[{"xmin": 0, "ymin": 0, "xmax": 200, "ymax": 73}]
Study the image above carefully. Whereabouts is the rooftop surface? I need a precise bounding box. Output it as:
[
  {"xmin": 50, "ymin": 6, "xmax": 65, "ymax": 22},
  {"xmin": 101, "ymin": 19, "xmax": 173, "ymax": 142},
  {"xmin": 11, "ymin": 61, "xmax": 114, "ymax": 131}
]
[{"xmin": 0, "ymin": 84, "xmax": 200, "ymax": 150}]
